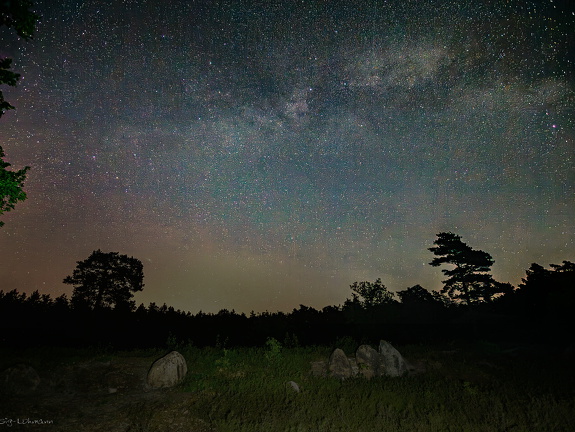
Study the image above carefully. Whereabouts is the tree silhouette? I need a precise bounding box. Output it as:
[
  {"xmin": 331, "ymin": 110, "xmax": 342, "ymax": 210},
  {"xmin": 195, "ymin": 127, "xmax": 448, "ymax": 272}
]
[
  {"xmin": 0, "ymin": 0, "xmax": 39, "ymax": 226},
  {"xmin": 0, "ymin": 0, "xmax": 39, "ymax": 116},
  {"xmin": 516, "ymin": 261, "xmax": 575, "ymax": 312},
  {"xmin": 348, "ymin": 278, "xmax": 396, "ymax": 307},
  {"xmin": 63, "ymin": 250, "xmax": 144, "ymax": 311},
  {"xmin": 397, "ymin": 284, "xmax": 436, "ymax": 305},
  {"xmin": 429, "ymin": 232, "xmax": 510, "ymax": 305}
]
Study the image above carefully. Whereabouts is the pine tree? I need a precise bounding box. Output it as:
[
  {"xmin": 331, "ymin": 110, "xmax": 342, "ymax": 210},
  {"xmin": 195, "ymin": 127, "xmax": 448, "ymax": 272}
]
[{"xmin": 429, "ymin": 232, "xmax": 509, "ymax": 304}]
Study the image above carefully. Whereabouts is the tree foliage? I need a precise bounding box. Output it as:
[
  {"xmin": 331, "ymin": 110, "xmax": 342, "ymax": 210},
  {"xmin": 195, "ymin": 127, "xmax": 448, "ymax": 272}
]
[
  {"xmin": 2, "ymin": 258, "xmax": 573, "ymax": 348},
  {"xmin": 0, "ymin": 57, "xmax": 20, "ymax": 116},
  {"xmin": 0, "ymin": 0, "xmax": 38, "ymax": 226},
  {"xmin": 0, "ymin": 147, "xmax": 29, "ymax": 227},
  {"xmin": 515, "ymin": 260, "xmax": 575, "ymax": 310},
  {"xmin": 429, "ymin": 232, "xmax": 510, "ymax": 305},
  {"xmin": 348, "ymin": 278, "xmax": 396, "ymax": 307},
  {"xmin": 0, "ymin": 0, "xmax": 39, "ymax": 116},
  {"xmin": 397, "ymin": 284, "xmax": 436, "ymax": 305},
  {"xmin": 63, "ymin": 250, "xmax": 144, "ymax": 311}
]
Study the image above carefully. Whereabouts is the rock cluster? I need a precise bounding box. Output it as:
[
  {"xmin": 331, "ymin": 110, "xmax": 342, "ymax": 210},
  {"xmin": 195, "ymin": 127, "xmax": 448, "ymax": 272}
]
[{"xmin": 315, "ymin": 340, "xmax": 411, "ymax": 379}]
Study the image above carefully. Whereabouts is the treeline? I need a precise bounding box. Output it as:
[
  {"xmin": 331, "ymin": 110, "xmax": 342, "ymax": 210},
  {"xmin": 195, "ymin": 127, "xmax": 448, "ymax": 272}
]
[{"xmin": 1, "ymin": 260, "xmax": 573, "ymax": 349}]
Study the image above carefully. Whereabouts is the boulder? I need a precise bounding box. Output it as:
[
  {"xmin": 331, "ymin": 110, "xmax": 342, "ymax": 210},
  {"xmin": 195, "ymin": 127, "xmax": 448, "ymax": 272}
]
[
  {"xmin": 356, "ymin": 345, "xmax": 380, "ymax": 378},
  {"xmin": 147, "ymin": 351, "xmax": 187, "ymax": 389},
  {"xmin": 378, "ymin": 340, "xmax": 408, "ymax": 377},
  {"xmin": 0, "ymin": 364, "xmax": 41, "ymax": 395},
  {"xmin": 328, "ymin": 348, "xmax": 353, "ymax": 379}
]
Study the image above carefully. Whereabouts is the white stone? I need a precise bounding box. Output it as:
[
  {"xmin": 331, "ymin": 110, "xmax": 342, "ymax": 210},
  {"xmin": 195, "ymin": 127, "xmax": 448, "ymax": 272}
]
[{"xmin": 146, "ymin": 351, "xmax": 187, "ymax": 388}]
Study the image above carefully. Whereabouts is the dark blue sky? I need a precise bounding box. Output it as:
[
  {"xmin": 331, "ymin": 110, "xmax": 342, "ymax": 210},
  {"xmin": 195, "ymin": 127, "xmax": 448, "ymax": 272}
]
[{"xmin": 1, "ymin": 0, "xmax": 573, "ymax": 313}]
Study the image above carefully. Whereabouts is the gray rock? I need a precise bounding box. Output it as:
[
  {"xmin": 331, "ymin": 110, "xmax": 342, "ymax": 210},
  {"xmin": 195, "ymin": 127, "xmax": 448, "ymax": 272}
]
[
  {"xmin": 0, "ymin": 364, "xmax": 41, "ymax": 395},
  {"xmin": 328, "ymin": 348, "xmax": 353, "ymax": 379},
  {"xmin": 378, "ymin": 340, "xmax": 408, "ymax": 377},
  {"xmin": 147, "ymin": 351, "xmax": 188, "ymax": 388},
  {"xmin": 356, "ymin": 345, "xmax": 380, "ymax": 378}
]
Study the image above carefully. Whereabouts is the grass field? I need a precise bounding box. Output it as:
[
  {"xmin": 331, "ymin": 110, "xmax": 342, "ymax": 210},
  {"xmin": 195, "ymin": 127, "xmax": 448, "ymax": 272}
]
[
  {"xmin": 1, "ymin": 340, "xmax": 573, "ymax": 431},
  {"xmin": 174, "ymin": 340, "xmax": 574, "ymax": 431}
]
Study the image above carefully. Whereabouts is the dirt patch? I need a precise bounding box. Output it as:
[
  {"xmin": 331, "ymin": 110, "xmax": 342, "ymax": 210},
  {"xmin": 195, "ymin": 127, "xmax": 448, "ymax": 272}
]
[{"xmin": 0, "ymin": 356, "xmax": 214, "ymax": 432}]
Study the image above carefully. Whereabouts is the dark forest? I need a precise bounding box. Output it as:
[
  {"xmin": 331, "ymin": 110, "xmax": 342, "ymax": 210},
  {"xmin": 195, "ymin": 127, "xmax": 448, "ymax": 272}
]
[{"xmin": 2, "ymin": 254, "xmax": 573, "ymax": 350}]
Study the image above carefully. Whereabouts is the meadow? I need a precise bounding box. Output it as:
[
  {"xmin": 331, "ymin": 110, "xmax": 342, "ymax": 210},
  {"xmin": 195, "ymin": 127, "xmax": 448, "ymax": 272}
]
[
  {"xmin": 1, "ymin": 339, "xmax": 574, "ymax": 431},
  {"xmin": 174, "ymin": 340, "xmax": 573, "ymax": 431}
]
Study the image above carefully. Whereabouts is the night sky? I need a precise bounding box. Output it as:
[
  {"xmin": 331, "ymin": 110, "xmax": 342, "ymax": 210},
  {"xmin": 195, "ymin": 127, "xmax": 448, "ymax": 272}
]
[{"xmin": 1, "ymin": 0, "xmax": 573, "ymax": 314}]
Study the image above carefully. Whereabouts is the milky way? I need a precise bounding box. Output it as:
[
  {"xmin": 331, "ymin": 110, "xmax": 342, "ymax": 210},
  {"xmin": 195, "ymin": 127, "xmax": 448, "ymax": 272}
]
[{"xmin": 1, "ymin": 0, "xmax": 573, "ymax": 313}]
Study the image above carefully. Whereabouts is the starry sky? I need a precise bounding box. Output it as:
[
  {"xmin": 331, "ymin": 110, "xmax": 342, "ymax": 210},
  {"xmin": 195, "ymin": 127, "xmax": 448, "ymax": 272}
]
[{"xmin": 1, "ymin": 0, "xmax": 573, "ymax": 313}]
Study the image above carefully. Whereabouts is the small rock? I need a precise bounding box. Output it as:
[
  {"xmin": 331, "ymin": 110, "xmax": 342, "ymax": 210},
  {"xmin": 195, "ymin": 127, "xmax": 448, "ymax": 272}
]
[{"xmin": 147, "ymin": 351, "xmax": 188, "ymax": 388}]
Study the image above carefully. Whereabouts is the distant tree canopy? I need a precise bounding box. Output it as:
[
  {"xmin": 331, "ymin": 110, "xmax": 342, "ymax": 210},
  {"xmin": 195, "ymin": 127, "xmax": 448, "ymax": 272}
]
[
  {"xmin": 515, "ymin": 261, "xmax": 575, "ymax": 312},
  {"xmin": 0, "ymin": 0, "xmax": 39, "ymax": 227},
  {"xmin": 63, "ymin": 250, "xmax": 144, "ymax": 311},
  {"xmin": 397, "ymin": 284, "xmax": 436, "ymax": 305},
  {"xmin": 2, "ymin": 257, "xmax": 574, "ymax": 348},
  {"xmin": 348, "ymin": 278, "xmax": 396, "ymax": 308},
  {"xmin": 429, "ymin": 232, "xmax": 511, "ymax": 305}
]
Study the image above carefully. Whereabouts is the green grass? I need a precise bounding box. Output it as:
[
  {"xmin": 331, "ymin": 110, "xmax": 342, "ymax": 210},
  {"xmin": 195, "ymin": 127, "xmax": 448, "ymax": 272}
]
[
  {"xmin": 177, "ymin": 341, "xmax": 574, "ymax": 431},
  {"xmin": 1, "ymin": 341, "xmax": 573, "ymax": 431}
]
